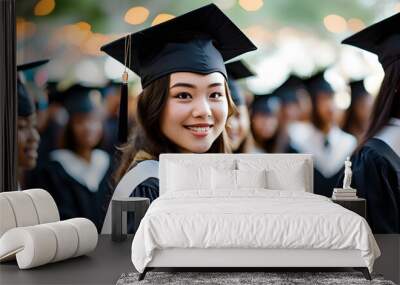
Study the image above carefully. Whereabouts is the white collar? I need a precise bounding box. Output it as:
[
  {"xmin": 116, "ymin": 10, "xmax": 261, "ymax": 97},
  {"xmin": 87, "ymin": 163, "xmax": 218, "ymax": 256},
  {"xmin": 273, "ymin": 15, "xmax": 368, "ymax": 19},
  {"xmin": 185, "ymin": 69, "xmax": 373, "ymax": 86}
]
[
  {"xmin": 50, "ymin": 149, "xmax": 110, "ymax": 192},
  {"xmin": 289, "ymin": 122, "xmax": 357, "ymax": 177},
  {"xmin": 375, "ymin": 117, "xmax": 400, "ymax": 158}
]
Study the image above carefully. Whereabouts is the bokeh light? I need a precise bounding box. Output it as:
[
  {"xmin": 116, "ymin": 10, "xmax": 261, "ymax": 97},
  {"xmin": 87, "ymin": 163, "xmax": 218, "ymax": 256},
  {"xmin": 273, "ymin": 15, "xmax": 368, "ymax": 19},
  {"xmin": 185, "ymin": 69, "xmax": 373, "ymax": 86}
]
[
  {"xmin": 347, "ymin": 18, "xmax": 365, "ymax": 32},
  {"xmin": 239, "ymin": 0, "xmax": 264, "ymax": 12},
  {"xmin": 124, "ymin": 6, "xmax": 150, "ymax": 25},
  {"xmin": 34, "ymin": 0, "xmax": 55, "ymax": 16},
  {"xmin": 75, "ymin": 21, "xmax": 91, "ymax": 31},
  {"xmin": 324, "ymin": 14, "xmax": 347, "ymax": 33}
]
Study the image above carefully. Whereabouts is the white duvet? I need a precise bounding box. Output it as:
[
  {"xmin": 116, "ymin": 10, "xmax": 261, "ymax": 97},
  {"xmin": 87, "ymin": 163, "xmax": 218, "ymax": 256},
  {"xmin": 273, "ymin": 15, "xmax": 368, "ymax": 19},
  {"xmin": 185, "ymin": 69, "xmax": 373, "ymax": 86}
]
[{"xmin": 131, "ymin": 190, "xmax": 380, "ymax": 273}]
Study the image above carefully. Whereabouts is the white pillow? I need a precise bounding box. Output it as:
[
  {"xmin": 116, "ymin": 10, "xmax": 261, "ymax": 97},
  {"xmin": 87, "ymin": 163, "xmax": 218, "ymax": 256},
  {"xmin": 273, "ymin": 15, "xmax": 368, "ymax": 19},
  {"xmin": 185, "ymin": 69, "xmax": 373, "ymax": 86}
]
[
  {"xmin": 211, "ymin": 169, "xmax": 267, "ymax": 190},
  {"xmin": 236, "ymin": 169, "xmax": 267, "ymax": 189},
  {"xmin": 167, "ymin": 162, "xmax": 212, "ymax": 191},
  {"xmin": 212, "ymin": 168, "xmax": 236, "ymax": 190},
  {"xmin": 266, "ymin": 163, "xmax": 306, "ymax": 191},
  {"xmin": 237, "ymin": 158, "xmax": 308, "ymax": 192}
]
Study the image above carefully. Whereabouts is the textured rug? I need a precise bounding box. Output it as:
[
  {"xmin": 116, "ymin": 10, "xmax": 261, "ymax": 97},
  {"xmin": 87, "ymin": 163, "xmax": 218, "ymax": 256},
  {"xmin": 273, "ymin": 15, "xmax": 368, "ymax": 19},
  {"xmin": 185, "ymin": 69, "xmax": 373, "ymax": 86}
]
[{"xmin": 116, "ymin": 271, "xmax": 395, "ymax": 285}]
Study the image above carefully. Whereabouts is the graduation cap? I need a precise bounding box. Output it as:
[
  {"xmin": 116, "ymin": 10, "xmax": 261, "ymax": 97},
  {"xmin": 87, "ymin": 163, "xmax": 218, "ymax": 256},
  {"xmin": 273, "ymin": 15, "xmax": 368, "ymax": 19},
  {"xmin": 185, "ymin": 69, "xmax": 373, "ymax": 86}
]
[
  {"xmin": 226, "ymin": 60, "xmax": 255, "ymax": 106},
  {"xmin": 100, "ymin": 3, "xmax": 257, "ymax": 143},
  {"xmin": 251, "ymin": 94, "xmax": 281, "ymax": 115},
  {"xmin": 101, "ymin": 80, "xmax": 121, "ymax": 98},
  {"xmin": 61, "ymin": 84, "xmax": 100, "ymax": 115},
  {"xmin": 304, "ymin": 70, "xmax": 334, "ymax": 98},
  {"xmin": 226, "ymin": 60, "xmax": 255, "ymax": 80},
  {"xmin": 342, "ymin": 12, "xmax": 400, "ymax": 69},
  {"xmin": 17, "ymin": 59, "xmax": 49, "ymax": 117},
  {"xmin": 17, "ymin": 59, "xmax": 49, "ymax": 72},
  {"xmin": 349, "ymin": 80, "xmax": 370, "ymax": 101},
  {"xmin": 272, "ymin": 75, "xmax": 306, "ymax": 105}
]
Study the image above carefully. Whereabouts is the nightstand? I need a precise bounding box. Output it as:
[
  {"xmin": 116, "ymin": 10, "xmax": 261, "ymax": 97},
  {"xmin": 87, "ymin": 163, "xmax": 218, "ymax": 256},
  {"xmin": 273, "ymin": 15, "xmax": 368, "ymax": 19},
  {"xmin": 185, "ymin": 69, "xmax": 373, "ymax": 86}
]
[
  {"xmin": 331, "ymin": 197, "xmax": 366, "ymax": 218},
  {"xmin": 112, "ymin": 197, "xmax": 150, "ymax": 242}
]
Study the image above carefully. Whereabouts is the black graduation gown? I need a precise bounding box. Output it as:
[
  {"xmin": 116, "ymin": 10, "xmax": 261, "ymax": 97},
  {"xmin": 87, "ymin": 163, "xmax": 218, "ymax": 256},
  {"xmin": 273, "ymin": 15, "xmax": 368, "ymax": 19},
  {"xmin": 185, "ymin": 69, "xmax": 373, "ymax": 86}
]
[
  {"xmin": 313, "ymin": 167, "xmax": 343, "ymax": 197},
  {"xmin": 127, "ymin": 171, "xmax": 159, "ymax": 233},
  {"xmin": 129, "ymin": 178, "xmax": 159, "ymax": 202},
  {"xmin": 338, "ymin": 138, "xmax": 400, "ymax": 233},
  {"xmin": 37, "ymin": 160, "xmax": 113, "ymax": 232}
]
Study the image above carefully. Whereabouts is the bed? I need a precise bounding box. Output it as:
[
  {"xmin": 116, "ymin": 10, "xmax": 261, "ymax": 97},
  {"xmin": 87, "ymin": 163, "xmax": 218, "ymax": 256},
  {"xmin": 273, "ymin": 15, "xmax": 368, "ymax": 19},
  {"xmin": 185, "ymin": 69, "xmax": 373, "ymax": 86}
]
[{"xmin": 131, "ymin": 154, "xmax": 380, "ymax": 280}]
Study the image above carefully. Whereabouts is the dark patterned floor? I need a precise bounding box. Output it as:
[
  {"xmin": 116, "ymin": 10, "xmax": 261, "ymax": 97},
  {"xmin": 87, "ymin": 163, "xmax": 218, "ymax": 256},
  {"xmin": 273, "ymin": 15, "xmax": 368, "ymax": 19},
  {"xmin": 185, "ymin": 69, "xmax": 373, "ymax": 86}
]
[{"xmin": 117, "ymin": 271, "xmax": 396, "ymax": 285}]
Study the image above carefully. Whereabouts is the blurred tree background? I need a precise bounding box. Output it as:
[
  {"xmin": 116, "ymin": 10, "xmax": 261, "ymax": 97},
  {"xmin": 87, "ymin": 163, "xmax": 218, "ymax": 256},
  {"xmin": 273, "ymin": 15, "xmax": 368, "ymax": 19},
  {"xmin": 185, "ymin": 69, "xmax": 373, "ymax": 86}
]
[{"xmin": 16, "ymin": 0, "xmax": 400, "ymax": 101}]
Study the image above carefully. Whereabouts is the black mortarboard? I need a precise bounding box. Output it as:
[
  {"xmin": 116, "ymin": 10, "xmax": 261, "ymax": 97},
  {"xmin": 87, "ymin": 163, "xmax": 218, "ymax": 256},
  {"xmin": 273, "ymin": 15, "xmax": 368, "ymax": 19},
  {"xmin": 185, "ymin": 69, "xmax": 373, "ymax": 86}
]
[
  {"xmin": 62, "ymin": 84, "xmax": 99, "ymax": 115},
  {"xmin": 17, "ymin": 59, "xmax": 49, "ymax": 117},
  {"xmin": 226, "ymin": 60, "xmax": 255, "ymax": 80},
  {"xmin": 100, "ymin": 4, "xmax": 256, "ymax": 143},
  {"xmin": 226, "ymin": 60, "xmax": 255, "ymax": 106},
  {"xmin": 304, "ymin": 70, "xmax": 334, "ymax": 97},
  {"xmin": 101, "ymin": 4, "xmax": 256, "ymax": 88},
  {"xmin": 342, "ymin": 13, "xmax": 400, "ymax": 69},
  {"xmin": 17, "ymin": 59, "xmax": 49, "ymax": 72},
  {"xmin": 251, "ymin": 94, "xmax": 281, "ymax": 115},
  {"xmin": 349, "ymin": 80, "xmax": 370, "ymax": 101},
  {"xmin": 273, "ymin": 75, "xmax": 306, "ymax": 104}
]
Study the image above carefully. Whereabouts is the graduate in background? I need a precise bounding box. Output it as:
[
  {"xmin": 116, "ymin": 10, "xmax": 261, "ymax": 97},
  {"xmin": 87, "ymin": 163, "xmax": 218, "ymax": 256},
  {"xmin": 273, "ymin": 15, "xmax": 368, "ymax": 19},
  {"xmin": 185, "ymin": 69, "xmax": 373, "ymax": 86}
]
[
  {"xmin": 250, "ymin": 94, "xmax": 281, "ymax": 153},
  {"xmin": 288, "ymin": 70, "xmax": 357, "ymax": 197},
  {"xmin": 25, "ymin": 81, "xmax": 69, "ymax": 190},
  {"xmin": 225, "ymin": 60, "xmax": 255, "ymax": 153},
  {"xmin": 38, "ymin": 81, "xmax": 68, "ymax": 163},
  {"xmin": 341, "ymin": 80, "xmax": 373, "ymax": 142},
  {"xmin": 340, "ymin": 13, "xmax": 400, "ymax": 233},
  {"xmin": 273, "ymin": 75, "xmax": 302, "ymax": 153},
  {"xmin": 275, "ymin": 75, "xmax": 302, "ymax": 125},
  {"xmin": 36, "ymin": 84, "xmax": 112, "ymax": 232},
  {"xmin": 16, "ymin": 60, "xmax": 48, "ymax": 189},
  {"xmin": 294, "ymin": 76, "xmax": 313, "ymax": 123}
]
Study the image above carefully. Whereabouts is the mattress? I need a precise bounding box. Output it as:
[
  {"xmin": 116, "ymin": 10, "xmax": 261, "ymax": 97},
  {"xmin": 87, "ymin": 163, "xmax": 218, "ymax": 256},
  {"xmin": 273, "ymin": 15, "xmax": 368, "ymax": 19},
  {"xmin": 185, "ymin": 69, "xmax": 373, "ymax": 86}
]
[{"xmin": 131, "ymin": 190, "xmax": 380, "ymax": 273}]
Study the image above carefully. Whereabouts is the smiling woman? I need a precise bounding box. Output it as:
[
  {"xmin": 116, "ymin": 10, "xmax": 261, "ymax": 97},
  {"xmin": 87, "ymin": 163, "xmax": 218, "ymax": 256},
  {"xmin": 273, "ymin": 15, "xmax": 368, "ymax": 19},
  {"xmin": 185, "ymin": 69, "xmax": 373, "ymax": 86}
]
[
  {"xmin": 100, "ymin": 4, "xmax": 256, "ymax": 233},
  {"xmin": 110, "ymin": 72, "xmax": 235, "ymax": 211},
  {"xmin": 162, "ymin": 72, "xmax": 230, "ymax": 153}
]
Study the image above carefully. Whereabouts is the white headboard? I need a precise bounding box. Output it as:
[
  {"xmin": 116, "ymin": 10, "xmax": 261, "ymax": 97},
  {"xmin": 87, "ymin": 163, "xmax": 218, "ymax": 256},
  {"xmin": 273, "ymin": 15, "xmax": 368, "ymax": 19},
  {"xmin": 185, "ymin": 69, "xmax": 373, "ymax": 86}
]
[{"xmin": 159, "ymin": 153, "xmax": 313, "ymax": 195}]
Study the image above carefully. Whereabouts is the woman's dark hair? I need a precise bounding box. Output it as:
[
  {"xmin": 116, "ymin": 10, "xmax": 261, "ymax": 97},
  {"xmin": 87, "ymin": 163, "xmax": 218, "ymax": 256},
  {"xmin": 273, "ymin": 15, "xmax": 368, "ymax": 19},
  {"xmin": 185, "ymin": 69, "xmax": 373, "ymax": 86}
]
[
  {"xmin": 342, "ymin": 97, "xmax": 360, "ymax": 134},
  {"xmin": 60, "ymin": 113, "xmax": 104, "ymax": 152},
  {"xmin": 61, "ymin": 119, "xmax": 79, "ymax": 152},
  {"xmin": 342, "ymin": 94, "xmax": 370, "ymax": 137},
  {"xmin": 250, "ymin": 112, "xmax": 280, "ymax": 153},
  {"xmin": 310, "ymin": 92, "xmax": 333, "ymax": 131},
  {"xmin": 357, "ymin": 62, "xmax": 400, "ymax": 151},
  {"xmin": 114, "ymin": 74, "xmax": 236, "ymax": 183}
]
